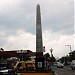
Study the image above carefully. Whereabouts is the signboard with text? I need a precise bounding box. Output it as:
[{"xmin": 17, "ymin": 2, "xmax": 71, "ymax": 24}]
[{"xmin": 17, "ymin": 50, "xmax": 27, "ymax": 53}]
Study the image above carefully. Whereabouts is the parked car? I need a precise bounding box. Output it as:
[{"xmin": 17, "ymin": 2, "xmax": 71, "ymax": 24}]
[
  {"xmin": 71, "ymin": 60, "xmax": 75, "ymax": 70},
  {"xmin": 0, "ymin": 63, "xmax": 16, "ymax": 75},
  {"xmin": 0, "ymin": 69, "xmax": 16, "ymax": 75},
  {"xmin": 56, "ymin": 62, "xmax": 64, "ymax": 68}
]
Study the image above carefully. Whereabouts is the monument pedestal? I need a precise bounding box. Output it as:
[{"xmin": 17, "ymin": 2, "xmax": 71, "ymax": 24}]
[
  {"xmin": 35, "ymin": 57, "xmax": 44, "ymax": 71},
  {"xmin": 35, "ymin": 52, "xmax": 44, "ymax": 71}
]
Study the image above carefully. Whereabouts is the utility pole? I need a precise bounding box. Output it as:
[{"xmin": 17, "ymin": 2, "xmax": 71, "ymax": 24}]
[
  {"xmin": 65, "ymin": 45, "xmax": 72, "ymax": 62},
  {"xmin": 65, "ymin": 45, "xmax": 72, "ymax": 52}
]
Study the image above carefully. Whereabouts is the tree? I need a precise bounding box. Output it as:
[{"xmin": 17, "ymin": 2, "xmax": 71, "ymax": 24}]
[
  {"xmin": 0, "ymin": 48, "xmax": 4, "ymax": 51},
  {"xmin": 50, "ymin": 54, "xmax": 56, "ymax": 62},
  {"xmin": 44, "ymin": 53, "xmax": 50, "ymax": 58}
]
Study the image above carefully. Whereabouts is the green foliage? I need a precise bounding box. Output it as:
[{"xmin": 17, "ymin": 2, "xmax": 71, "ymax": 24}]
[
  {"xmin": 44, "ymin": 53, "xmax": 56, "ymax": 62},
  {"xmin": 44, "ymin": 53, "xmax": 50, "ymax": 58}
]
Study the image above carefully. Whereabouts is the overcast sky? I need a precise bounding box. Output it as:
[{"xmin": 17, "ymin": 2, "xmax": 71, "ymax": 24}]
[{"xmin": 0, "ymin": 0, "xmax": 74, "ymax": 58}]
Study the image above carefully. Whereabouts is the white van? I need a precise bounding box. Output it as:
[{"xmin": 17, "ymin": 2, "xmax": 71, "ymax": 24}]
[{"xmin": 56, "ymin": 62, "xmax": 64, "ymax": 68}]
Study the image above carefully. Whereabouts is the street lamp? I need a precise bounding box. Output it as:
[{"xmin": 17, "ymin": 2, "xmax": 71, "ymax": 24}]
[
  {"xmin": 50, "ymin": 48, "xmax": 53, "ymax": 66},
  {"xmin": 65, "ymin": 45, "xmax": 72, "ymax": 52},
  {"xmin": 50, "ymin": 48, "xmax": 53, "ymax": 57}
]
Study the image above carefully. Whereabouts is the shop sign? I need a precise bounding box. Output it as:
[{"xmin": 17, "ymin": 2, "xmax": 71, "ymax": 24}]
[{"xmin": 17, "ymin": 50, "xmax": 27, "ymax": 53}]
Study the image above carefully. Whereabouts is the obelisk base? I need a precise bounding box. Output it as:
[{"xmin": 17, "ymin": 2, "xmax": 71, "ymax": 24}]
[{"xmin": 35, "ymin": 52, "xmax": 44, "ymax": 71}]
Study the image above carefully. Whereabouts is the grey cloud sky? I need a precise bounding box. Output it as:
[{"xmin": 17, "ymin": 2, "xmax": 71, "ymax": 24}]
[
  {"xmin": 0, "ymin": 0, "xmax": 74, "ymax": 35},
  {"xmin": 0, "ymin": 0, "xmax": 36, "ymax": 35},
  {"xmin": 41, "ymin": 0, "xmax": 74, "ymax": 35}
]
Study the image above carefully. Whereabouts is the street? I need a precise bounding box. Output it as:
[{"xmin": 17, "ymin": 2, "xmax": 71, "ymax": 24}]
[
  {"xmin": 15, "ymin": 65, "xmax": 75, "ymax": 75},
  {"xmin": 54, "ymin": 66, "xmax": 75, "ymax": 75}
]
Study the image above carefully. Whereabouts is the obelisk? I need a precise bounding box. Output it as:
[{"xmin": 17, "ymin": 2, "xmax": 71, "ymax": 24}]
[
  {"xmin": 35, "ymin": 4, "xmax": 44, "ymax": 71},
  {"xmin": 36, "ymin": 4, "xmax": 43, "ymax": 55}
]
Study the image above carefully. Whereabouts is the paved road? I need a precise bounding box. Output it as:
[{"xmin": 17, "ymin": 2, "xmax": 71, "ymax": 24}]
[
  {"xmin": 54, "ymin": 66, "xmax": 75, "ymax": 75},
  {"xmin": 17, "ymin": 66, "xmax": 75, "ymax": 75}
]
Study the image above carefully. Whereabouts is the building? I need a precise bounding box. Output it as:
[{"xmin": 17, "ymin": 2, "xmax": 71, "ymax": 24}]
[{"xmin": 0, "ymin": 50, "xmax": 36, "ymax": 60}]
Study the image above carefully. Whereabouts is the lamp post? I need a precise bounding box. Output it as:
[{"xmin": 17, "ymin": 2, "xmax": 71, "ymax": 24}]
[
  {"xmin": 50, "ymin": 48, "xmax": 53, "ymax": 57},
  {"xmin": 50, "ymin": 48, "xmax": 53, "ymax": 66}
]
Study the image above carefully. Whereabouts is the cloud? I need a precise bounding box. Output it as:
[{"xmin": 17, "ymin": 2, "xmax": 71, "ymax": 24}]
[
  {"xmin": 43, "ymin": 30, "xmax": 74, "ymax": 57},
  {"xmin": 41, "ymin": 0, "xmax": 74, "ymax": 35},
  {"xmin": 0, "ymin": 29, "xmax": 73, "ymax": 57},
  {"xmin": 3, "ymin": 30, "xmax": 36, "ymax": 51},
  {"xmin": 0, "ymin": 0, "xmax": 35, "ymax": 34},
  {"xmin": 0, "ymin": 0, "xmax": 74, "ymax": 35},
  {"xmin": 0, "ymin": 31, "xmax": 8, "ymax": 47}
]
